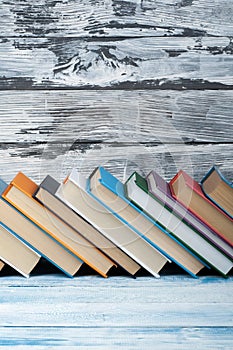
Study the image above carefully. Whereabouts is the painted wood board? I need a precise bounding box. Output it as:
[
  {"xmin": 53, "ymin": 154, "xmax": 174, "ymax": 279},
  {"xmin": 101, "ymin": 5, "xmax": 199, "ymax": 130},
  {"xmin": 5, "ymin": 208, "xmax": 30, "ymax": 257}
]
[
  {"xmin": 0, "ymin": 0, "xmax": 233, "ymax": 37},
  {"xmin": 1, "ymin": 37, "xmax": 233, "ymax": 89},
  {"xmin": 0, "ymin": 276, "xmax": 233, "ymax": 348},
  {"xmin": 0, "ymin": 143, "xmax": 232, "ymax": 184},
  {"xmin": 1, "ymin": 275, "xmax": 233, "ymax": 304},
  {"xmin": 0, "ymin": 327, "xmax": 232, "ymax": 349},
  {"xmin": 0, "ymin": 90, "xmax": 232, "ymax": 143},
  {"xmin": 0, "ymin": 276, "xmax": 233, "ymax": 328}
]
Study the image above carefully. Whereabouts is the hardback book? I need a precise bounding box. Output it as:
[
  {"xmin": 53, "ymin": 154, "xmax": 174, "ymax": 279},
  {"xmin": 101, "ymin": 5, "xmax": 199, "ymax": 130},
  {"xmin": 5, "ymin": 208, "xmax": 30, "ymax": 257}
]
[
  {"xmin": 56, "ymin": 169, "xmax": 170, "ymax": 278},
  {"xmin": 0, "ymin": 178, "xmax": 83, "ymax": 277},
  {"xmin": 0, "ymin": 221, "xmax": 40, "ymax": 277},
  {"xmin": 201, "ymin": 165, "xmax": 233, "ymax": 219},
  {"xmin": 88, "ymin": 167, "xmax": 206, "ymax": 278},
  {"xmin": 34, "ymin": 175, "xmax": 141, "ymax": 276},
  {"xmin": 126, "ymin": 171, "xmax": 233, "ymax": 276},
  {"xmin": 147, "ymin": 170, "xmax": 233, "ymax": 260},
  {"xmin": 2, "ymin": 172, "xmax": 115, "ymax": 278},
  {"xmin": 170, "ymin": 170, "xmax": 233, "ymax": 248}
]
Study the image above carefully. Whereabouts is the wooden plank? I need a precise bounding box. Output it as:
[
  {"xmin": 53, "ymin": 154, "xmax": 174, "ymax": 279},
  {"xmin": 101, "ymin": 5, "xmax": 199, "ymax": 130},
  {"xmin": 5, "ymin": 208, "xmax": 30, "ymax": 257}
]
[
  {"xmin": 0, "ymin": 37, "xmax": 233, "ymax": 89},
  {"xmin": 0, "ymin": 275, "xmax": 233, "ymax": 304},
  {"xmin": 0, "ymin": 90, "xmax": 232, "ymax": 143},
  {"xmin": 3, "ymin": 302, "xmax": 231, "ymax": 327},
  {"xmin": 0, "ymin": 327, "xmax": 233, "ymax": 349},
  {"xmin": 0, "ymin": 276, "xmax": 233, "ymax": 328},
  {"xmin": 0, "ymin": 0, "xmax": 233, "ymax": 37},
  {"xmin": 0, "ymin": 143, "xmax": 232, "ymax": 184}
]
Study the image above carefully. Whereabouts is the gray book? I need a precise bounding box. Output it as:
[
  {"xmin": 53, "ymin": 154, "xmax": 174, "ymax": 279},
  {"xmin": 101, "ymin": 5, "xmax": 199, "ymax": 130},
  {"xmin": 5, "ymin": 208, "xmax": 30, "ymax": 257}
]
[{"xmin": 34, "ymin": 175, "xmax": 141, "ymax": 277}]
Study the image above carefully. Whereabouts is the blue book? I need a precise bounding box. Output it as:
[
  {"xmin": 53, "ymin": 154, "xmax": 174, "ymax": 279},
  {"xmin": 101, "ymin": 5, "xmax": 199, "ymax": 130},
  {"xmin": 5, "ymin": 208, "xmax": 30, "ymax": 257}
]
[
  {"xmin": 88, "ymin": 167, "xmax": 209, "ymax": 278},
  {"xmin": 201, "ymin": 165, "xmax": 233, "ymax": 220},
  {"xmin": 0, "ymin": 177, "xmax": 83, "ymax": 277}
]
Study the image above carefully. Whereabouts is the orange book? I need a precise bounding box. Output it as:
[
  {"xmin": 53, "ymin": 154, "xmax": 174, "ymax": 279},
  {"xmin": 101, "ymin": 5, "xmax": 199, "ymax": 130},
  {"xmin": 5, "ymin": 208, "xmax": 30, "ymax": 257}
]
[{"xmin": 2, "ymin": 172, "xmax": 116, "ymax": 278}]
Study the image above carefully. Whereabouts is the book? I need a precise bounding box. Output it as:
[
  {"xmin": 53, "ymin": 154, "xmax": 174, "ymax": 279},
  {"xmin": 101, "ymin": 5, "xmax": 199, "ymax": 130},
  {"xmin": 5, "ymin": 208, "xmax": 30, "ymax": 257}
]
[
  {"xmin": 2, "ymin": 173, "xmax": 115, "ymax": 278},
  {"xmin": 0, "ymin": 260, "xmax": 5, "ymax": 272},
  {"xmin": 0, "ymin": 221, "xmax": 41, "ymax": 277},
  {"xmin": 56, "ymin": 169, "xmax": 170, "ymax": 278},
  {"xmin": 126, "ymin": 171, "xmax": 233, "ymax": 276},
  {"xmin": 0, "ymin": 177, "xmax": 82, "ymax": 277},
  {"xmin": 170, "ymin": 170, "xmax": 233, "ymax": 248},
  {"xmin": 34, "ymin": 175, "xmax": 141, "ymax": 276},
  {"xmin": 201, "ymin": 165, "xmax": 233, "ymax": 219},
  {"xmin": 147, "ymin": 170, "xmax": 233, "ymax": 260},
  {"xmin": 88, "ymin": 167, "xmax": 206, "ymax": 278}
]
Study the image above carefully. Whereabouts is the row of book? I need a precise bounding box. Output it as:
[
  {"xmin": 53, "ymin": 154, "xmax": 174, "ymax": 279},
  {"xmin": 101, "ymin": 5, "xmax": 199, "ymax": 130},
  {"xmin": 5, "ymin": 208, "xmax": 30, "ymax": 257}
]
[{"xmin": 0, "ymin": 165, "xmax": 232, "ymax": 279}]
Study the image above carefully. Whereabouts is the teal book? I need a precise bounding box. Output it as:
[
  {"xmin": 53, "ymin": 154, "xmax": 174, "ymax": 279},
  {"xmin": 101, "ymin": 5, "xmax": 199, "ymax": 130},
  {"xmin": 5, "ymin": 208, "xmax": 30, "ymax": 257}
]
[
  {"xmin": 88, "ymin": 167, "xmax": 208, "ymax": 278},
  {"xmin": 201, "ymin": 165, "xmax": 233, "ymax": 220},
  {"xmin": 0, "ymin": 177, "xmax": 83, "ymax": 277}
]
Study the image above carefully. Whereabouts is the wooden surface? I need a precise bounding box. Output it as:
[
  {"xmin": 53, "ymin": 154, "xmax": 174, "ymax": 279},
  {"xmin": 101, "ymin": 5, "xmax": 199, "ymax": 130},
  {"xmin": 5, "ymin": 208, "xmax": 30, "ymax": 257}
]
[
  {"xmin": 0, "ymin": 274, "xmax": 233, "ymax": 349},
  {"xmin": 0, "ymin": 0, "xmax": 233, "ymax": 348}
]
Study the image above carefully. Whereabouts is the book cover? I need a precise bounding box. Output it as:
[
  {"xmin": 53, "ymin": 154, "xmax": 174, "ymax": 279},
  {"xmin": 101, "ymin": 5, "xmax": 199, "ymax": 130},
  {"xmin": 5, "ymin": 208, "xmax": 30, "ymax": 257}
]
[
  {"xmin": 2, "ymin": 172, "xmax": 115, "ymax": 278},
  {"xmin": 201, "ymin": 165, "xmax": 233, "ymax": 219},
  {"xmin": 125, "ymin": 171, "xmax": 233, "ymax": 276},
  {"xmin": 170, "ymin": 170, "xmax": 233, "ymax": 247},
  {"xmin": 57, "ymin": 170, "xmax": 170, "ymax": 278},
  {"xmin": 34, "ymin": 175, "xmax": 141, "ymax": 277},
  {"xmin": 0, "ymin": 177, "xmax": 82, "ymax": 277},
  {"xmin": 0, "ymin": 221, "xmax": 41, "ymax": 277},
  {"xmin": 88, "ymin": 167, "xmax": 206, "ymax": 278},
  {"xmin": 147, "ymin": 170, "xmax": 233, "ymax": 260}
]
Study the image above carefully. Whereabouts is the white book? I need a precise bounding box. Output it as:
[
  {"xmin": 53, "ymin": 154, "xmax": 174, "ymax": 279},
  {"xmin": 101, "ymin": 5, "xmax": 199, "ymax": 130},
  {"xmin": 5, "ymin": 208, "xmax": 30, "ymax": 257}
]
[
  {"xmin": 126, "ymin": 172, "xmax": 233, "ymax": 276},
  {"xmin": 56, "ymin": 169, "xmax": 170, "ymax": 278}
]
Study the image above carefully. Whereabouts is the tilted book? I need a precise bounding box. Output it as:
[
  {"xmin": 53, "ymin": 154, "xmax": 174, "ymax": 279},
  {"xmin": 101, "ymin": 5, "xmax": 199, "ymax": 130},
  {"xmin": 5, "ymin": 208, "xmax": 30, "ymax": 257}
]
[
  {"xmin": 0, "ymin": 260, "xmax": 4, "ymax": 272},
  {"xmin": 88, "ymin": 167, "xmax": 206, "ymax": 278},
  {"xmin": 56, "ymin": 169, "xmax": 170, "ymax": 278},
  {"xmin": 201, "ymin": 165, "xmax": 233, "ymax": 219},
  {"xmin": 126, "ymin": 171, "xmax": 232, "ymax": 276},
  {"xmin": 147, "ymin": 170, "xmax": 233, "ymax": 260},
  {"xmin": 2, "ymin": 173, "xmax": 116, "ymax": 278},
  {"xmin": 170, "ymin": 170, "xmax": 233, "ymax": 248},
  {"xmin": 0, "ymin": 177, "xmax": 81, "ymax": 277},
  {"xmin": 34, "ymin": 175, "xmax": 141, "ymax": 277},
  {"xmin": 0, "ymin": 221, "xmax": 41, "ymax": 278}
]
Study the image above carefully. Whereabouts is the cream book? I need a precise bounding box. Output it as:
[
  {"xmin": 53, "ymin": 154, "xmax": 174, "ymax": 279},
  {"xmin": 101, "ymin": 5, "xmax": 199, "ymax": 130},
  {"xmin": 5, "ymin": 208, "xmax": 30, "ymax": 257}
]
[
  {"xmin": 2, "ymin": 172, "xmax": 115, "ymax": 278},
  {"xmin": 56, "ymin": 169, "xmax": 170, "ymax": 278},
  {"xmin": 0, "ymin": 222, "xmax": 40, "ymax": 277},
  {"xmin": 88, "ymin": 167, "xmax": 206, "ymax": 278},
  {"xmin": 34, "ymin": 175, "xmax": 141, "ymax": 276},
  {"xmin": 0, "ymin": 177, "xmax": 82, "ymax": 277}
]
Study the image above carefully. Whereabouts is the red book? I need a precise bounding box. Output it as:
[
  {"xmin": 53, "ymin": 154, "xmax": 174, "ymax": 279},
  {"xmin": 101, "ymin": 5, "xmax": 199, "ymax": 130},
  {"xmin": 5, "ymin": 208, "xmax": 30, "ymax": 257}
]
[{"xmin": 169, "ymin": 170, "xmax": 233, "ymax": 248}]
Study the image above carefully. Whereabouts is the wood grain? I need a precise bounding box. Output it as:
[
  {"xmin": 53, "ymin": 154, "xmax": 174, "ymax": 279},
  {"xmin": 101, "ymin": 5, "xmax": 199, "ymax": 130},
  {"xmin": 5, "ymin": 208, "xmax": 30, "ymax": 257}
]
[
  {"xmin": 0, "ymin": 37, "xmax": 233, "ymax": 89},
  {"xmin": 1, "ymin": 327, "xmax": 233, "ymax": 349},
  {"xmin": 0, "ymin": 90, "xmax": 232, "ymax": 143},
  {"xmin": 0, "ymin": 143, "xmax": 232, "ymax": 184},
  {"xmin": 1, "ymin": 0, "xmax": 233, "ymax": 37},
  {"xmin": 0, "ymin": 276, "xmax": 233, "ymax": 327},
  {"xmin": 0, "ymin": 276, "xmax": 233, "ymax": 349}
]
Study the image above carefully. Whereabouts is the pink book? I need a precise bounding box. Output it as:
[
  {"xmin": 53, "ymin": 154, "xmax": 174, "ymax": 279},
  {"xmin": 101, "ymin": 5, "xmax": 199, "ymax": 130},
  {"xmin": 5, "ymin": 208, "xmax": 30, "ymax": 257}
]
[
  {"xmin": 147, "ymin": 170, "xmax": 233, "ymax": 260},
  {"xmin": 169, "ymin": 170, "xmax": 233, "ymax": 248}
]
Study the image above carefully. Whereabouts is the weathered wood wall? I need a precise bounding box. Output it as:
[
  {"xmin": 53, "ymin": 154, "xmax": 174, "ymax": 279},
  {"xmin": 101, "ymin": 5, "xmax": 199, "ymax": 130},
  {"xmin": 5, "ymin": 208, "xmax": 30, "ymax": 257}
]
[
  {"xmin": 0, "ymin": 0, "xmax": 232, "ymax": 185},
  {"xmin": 0, "ymin": 1, "xmax": 232, "ymax": 348}
]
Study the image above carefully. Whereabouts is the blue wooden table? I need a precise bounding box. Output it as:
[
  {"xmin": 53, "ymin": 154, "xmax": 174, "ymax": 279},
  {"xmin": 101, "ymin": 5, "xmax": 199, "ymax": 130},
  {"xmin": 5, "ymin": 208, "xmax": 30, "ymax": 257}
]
[{"xmin": 1, "ymin": 274, "xmax": 233, "ymax": 349}]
